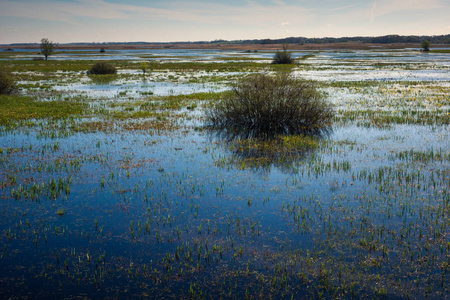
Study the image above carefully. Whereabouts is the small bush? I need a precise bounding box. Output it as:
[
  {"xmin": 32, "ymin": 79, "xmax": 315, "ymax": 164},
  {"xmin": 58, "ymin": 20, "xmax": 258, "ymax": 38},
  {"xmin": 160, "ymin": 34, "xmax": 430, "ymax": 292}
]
[
  {"xmin": 206, "ymin": 72, "xmax": 333, "ymax": 139},
  {"xmin": 0, "ymin": 71, "xmax": 17, "ymax": 95},
  {"xmin": 421, "ymin": 40, "xmax": 430, "ymax": 51},
  {"xmin": 87, "ymin": 62, "xmax": 117, "ymax": 75},
  {"xmin": 272, "ymin": 44, "xmax": 295, "ymax": 64}
]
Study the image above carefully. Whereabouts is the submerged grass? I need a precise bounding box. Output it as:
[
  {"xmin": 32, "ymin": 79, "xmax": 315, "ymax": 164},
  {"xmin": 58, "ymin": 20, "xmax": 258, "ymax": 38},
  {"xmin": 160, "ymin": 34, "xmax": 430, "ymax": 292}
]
[{"xmin": 336, "ymin": 109, "xmax": 450, "ymax": 126}]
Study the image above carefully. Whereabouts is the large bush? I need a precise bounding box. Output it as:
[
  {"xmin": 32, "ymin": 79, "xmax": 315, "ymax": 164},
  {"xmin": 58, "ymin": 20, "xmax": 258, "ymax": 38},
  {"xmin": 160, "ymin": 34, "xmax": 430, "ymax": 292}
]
[
  {"xmin": 87, "ymin": 62, "xmax": 117, "ymax": 75},
  {"xmin": 272, "ymin": 44, "xmax": 295, "ymax": 64},
  {"xmin": 0, "ymin": 71, "xmax": 16, "ymax": 95},
  {"xmin": 206, "ymin": 73, "xmax": 333, "ymax": 139}
]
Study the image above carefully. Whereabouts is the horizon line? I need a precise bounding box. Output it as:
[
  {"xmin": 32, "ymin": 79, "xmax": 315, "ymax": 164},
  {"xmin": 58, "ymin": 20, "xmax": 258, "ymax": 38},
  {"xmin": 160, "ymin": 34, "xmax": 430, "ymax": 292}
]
[{"xmin": 2, "ymin": 33, "xmax": 449, "ymax": 46}]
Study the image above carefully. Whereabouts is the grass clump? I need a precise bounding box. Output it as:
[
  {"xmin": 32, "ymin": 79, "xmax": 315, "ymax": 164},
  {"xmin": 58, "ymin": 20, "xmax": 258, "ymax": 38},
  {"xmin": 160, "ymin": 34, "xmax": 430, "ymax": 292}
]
[
  {"xmin": 206, "ymin": 72, "xmax": 333, "ymax": 139},
  {"xmin": 272, "ymin": 44, "xmax": 295, "ymax": 64},
  {"xmin": 0, "ymin": 71, "xmax": 17, "ymax": 95},
  {"xmin": 87, "ymin": 62, "xmax": 117, "ymax": 75}
]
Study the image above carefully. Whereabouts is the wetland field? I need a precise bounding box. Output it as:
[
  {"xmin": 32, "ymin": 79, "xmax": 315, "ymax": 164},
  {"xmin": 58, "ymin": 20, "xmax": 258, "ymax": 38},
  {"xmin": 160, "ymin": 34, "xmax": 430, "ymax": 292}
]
[{"xmin": 0, "ymin": 47, "xmax": 449, "ymax": 299}]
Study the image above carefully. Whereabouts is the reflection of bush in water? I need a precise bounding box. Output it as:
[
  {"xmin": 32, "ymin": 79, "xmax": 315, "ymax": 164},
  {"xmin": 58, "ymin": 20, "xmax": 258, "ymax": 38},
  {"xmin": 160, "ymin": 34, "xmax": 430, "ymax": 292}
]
[
  {"xmin": 218, "ymin": 135, "xmax": 320, "ymax": 173},
  {"xmin": 206, "ymin": 72, "xmax": 333, "ymax": 139},
  {"xmin": 88, "ymin": 74, "xmax": 117, "ymax": 84}
]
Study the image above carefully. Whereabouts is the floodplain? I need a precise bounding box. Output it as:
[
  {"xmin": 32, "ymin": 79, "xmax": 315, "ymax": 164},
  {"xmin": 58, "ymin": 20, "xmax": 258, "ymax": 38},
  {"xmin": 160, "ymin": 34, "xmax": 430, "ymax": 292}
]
[{"xmin": 0, "ymin": 47, "xmax": 449, "ymax": 299}]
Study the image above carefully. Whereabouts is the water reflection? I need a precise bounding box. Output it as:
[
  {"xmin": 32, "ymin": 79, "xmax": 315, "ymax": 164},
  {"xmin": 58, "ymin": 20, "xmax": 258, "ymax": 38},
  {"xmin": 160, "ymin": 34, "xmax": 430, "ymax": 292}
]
[
  {"xmin": 88, "ymin": 74, "xmax": 118, "ymax": 84},
  {"xmin": 211, "ymin": 131, "xmax": 329, "ymax": 173}
]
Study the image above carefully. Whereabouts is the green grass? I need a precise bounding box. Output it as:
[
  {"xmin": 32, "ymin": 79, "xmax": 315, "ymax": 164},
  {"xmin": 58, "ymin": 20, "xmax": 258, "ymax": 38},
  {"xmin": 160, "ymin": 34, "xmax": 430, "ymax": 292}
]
[
  {"xmin": 0, "ymin": 60, "xmax": 134, "ymax": 73},
  {"xmin": 0, "ymin": 95, "xmax": 86, "ymax": 125},
  {"xmin": 429, "ymin": 49, "xmax": 450, "ymax": 53},
  {"xmin": 0, "ymin": 59, "xmax": 298, "ymax": 75}
]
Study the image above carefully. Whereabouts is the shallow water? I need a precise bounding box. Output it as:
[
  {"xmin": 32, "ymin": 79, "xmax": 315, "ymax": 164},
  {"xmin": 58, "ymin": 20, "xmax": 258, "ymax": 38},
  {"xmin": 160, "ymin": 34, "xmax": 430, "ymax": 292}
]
[
  {"xmin": 1, "ymin": 49, "xmax": 449, "ymax": 299},
  {"xmin": 51, "ymin": 79, "xmax": 226, "ymax": 98}
]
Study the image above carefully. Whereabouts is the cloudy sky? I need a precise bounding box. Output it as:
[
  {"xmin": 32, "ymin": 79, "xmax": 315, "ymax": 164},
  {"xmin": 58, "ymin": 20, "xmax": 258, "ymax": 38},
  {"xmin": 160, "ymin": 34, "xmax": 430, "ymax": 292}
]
[{"xmin": 1, "ymin": 0, "xmax": 449, "ymax": 44}]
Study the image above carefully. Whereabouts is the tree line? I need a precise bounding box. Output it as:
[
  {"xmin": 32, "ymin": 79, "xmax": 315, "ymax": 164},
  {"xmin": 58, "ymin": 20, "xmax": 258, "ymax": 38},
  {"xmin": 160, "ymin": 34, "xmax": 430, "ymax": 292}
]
[
  {"xmin": 5, "ymin": 34, "xmax": 449, "ymax": 50},
  {"xmin": 217, "ymin": 34, "xmax": 450, "ymax": 45}
]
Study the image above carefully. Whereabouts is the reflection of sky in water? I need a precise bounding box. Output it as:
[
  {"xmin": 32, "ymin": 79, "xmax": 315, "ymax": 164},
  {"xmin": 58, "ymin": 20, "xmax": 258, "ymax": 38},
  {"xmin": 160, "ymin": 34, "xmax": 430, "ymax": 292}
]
[
  {"xmin": 1, "ymin": 120, "xmax": 446, "ymax": 171},
  {"xmin": 52, "ymin": 80, "xmax": 227, "ymax": 98},
  {"xmin": 294, "ymin": 68, "xmax": 450, "ymax": 81},
  {"xmin": 4, "ymin": 48, "xmax": 450, "ymax": 66}
]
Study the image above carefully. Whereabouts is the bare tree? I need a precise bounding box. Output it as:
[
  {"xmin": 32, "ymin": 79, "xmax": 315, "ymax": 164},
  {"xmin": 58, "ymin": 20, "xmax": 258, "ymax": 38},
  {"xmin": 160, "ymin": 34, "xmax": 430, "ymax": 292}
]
[{"xmin": 40, "ymin": 38, "xmax": 54, "ymax": 60}]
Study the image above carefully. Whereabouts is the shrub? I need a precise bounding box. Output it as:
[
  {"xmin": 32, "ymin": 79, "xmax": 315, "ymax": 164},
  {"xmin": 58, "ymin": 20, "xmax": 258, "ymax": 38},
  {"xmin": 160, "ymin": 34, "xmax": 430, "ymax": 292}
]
[
  {"xmin": 206, "ymin": 72, "xmax": 333, "ymax": 139},
  {"xmin": 272, "ymin": 44, "xmax": 295, "ymax": 64},
  {"xmin": 421, "ymin": 40, "xmax": 430, "ymax": 51},
  {"xmin": 140, "ymin": 61, "xmax": 148, "ymax": 74},
  {"xmin": 87, "ymin": 62, "xmax": 117, "ymax": 75},
  {"xmin": 0, "ymin": 71, "xmax": 17, "ymax": 95}
]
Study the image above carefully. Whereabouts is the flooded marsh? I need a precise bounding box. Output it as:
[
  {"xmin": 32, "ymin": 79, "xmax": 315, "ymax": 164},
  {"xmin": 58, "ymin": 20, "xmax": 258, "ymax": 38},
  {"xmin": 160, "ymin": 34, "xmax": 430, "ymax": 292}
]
[{"xmin": 0, "ymin": 48, "xmax": 449, "ymax": 299}]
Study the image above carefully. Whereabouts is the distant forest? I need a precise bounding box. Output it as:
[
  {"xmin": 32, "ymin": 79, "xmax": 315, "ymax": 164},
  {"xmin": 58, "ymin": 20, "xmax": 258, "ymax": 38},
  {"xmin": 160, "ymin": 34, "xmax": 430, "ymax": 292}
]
[
  {"xmin": 6, "ymin": 34, "xmax": 450, "ymax": 46},
  {"xmin": 207, "ymin": 34, "xmax": 450, "ymax": 45}
]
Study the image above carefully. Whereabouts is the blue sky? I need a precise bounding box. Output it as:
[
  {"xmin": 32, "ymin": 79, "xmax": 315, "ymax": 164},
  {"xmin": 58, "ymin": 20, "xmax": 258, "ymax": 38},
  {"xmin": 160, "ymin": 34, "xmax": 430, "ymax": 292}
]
[{"xmin": 1, "ymin": 0, "xmax": 449, "ymax": 44}]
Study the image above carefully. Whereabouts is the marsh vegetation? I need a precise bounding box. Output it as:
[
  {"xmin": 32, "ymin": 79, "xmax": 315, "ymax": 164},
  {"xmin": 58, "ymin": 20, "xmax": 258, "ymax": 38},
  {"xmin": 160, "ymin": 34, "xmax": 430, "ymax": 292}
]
[{"xmin": 0, "ymin": 47, "xmax": 449, "ymax": 299}]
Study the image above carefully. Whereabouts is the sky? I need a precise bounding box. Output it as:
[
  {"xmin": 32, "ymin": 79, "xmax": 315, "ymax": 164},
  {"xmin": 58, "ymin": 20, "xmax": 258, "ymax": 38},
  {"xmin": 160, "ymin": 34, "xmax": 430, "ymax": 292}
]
[{"xmin": 0, "ymin": 0, "xmax": 449, "ymax": 44}]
